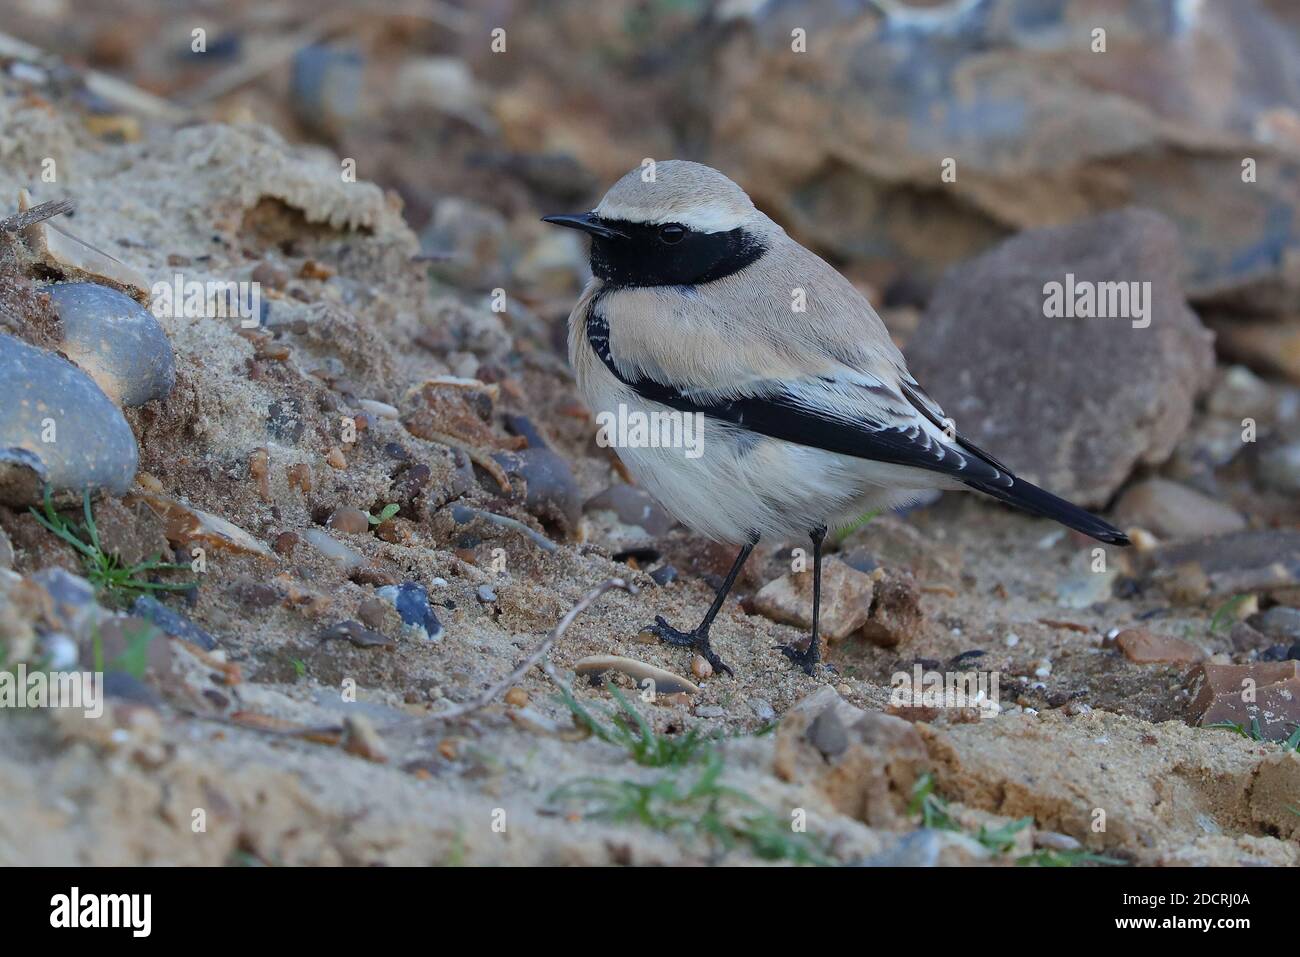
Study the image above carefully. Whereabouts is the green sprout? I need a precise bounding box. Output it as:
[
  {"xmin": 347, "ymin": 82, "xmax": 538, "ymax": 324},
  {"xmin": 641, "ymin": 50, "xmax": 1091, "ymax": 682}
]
[
  {"xmin": 1206, "ymin": 718, "xmax": 1300, "ymax": 752},
  {"xmin": 367, "ymin": 503, "xmax": 400, "ymax": 526},
  {"xmin": 557, "ymin": 683, "xmax": 713, "ymax": 768},
  {"xmin": 551, "ymin": 754, "xmax": 830, "ymax": 865},
  {"xmin": 1209, "ymin": 594, "xmax": 1252, "ymax": 634},
  {"xmin": 29, "ymin": 486, "xmax": 194, "ymax": 605},
  {"xmin": 908, "ymin": 773, "xmax": 1123, "ymax": 866}
]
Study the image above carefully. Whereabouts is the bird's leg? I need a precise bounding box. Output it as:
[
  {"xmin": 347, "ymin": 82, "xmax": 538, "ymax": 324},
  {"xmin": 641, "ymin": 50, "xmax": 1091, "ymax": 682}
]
[
  {"xmin": 648, "ymin": 541, "xmax": 755, "ymax": 677},
  {"xmin": 779, "ymin": 525, "xmax": 827, "ymax": 675}
]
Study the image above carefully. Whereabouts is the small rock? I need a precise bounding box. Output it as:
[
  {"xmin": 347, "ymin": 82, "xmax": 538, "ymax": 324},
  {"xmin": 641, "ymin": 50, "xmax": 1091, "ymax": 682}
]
[
  {"xmin": 317, "ymin": 619, "xmax": 393, "ymax": 648},
  {"xmin": 1115, "ymin": 628, "xmax": 1204, "ymax": 665},
  {"xmin": 504, "ymin": 687, "xmax": 528, "ymax": 707},
  {"xmin": 326, "ymin": 507, "xmax": 370, "ymax": 535},
  {"xmin": 774, "ymin": 688, "xmax": 927, "ymax": 827},
  {"xmin": 1186, "ymin": 661, "xmax": 1300, "ymax": 741},
  {"xmin": 0, "ymin": 332, "xmax": 138, "ymax": 505},
  {"xmin": 860, "ymin": 567, "xmax": 925, "ymax": 647},
  {"xmin": 1258, "ymin": 441, "xmax": 1300, "ymax": 495},
  {"xmin": 130, "ymin": 595, "xmax": 216, "ymax": 651},
  {"xmin": 807, "ymin": 707, "xmax": 849, "ymax": 758},
  {"xmin": 748, "ymin": 698, "xmax": 777, "ymax": 722},
  {"xmin": 375, "ymin": 582, "xmax": 444, "ymax": 642},
  {"xmin": 649, "ymin": 564, "xmax": 678, "ymax": 587},
  {"xmin": 1250, "ymin": 606, "xmax": 1300, "ymax": 643},
  {"xmin": 301, "ymin": 528, "xmax": 366, "ymax": 569},
  {"xmin": 1034, "ymin": 830, "xmax": 1083, "ymax": 852},
  {"xmin": 0, "ymin": 527, "xmax": 12, "ymax": 569},
  {"xmin": 690, "ymin": 655, "xmax": 712, "ymax": 680},
  {"xmin": 476, "ymin": 584, "xmax": 497, "ymax": 603},
  {"xmin": 1229, "ymin": 621, "xmax": 1272, "ymax": 653},
  {"xmin": 693, "ymin": 705, "xmax": 726, "ymax": 719},
  {"xmin": 267, "ymin": 398, "xmax": 305, "ymax": 443},
  {"xmin": 45, "ymin": 282, "xmax": 175, "ymax": 407},
  {"xmin": 584, "ymin": 484, "xmax": 676, "ymax": 536},
  {"xmin": 272, "ymin": 531, "xmax": 300, "ymax": 556},
  {"xmin": 341, "ymin": 714, "xmax": 388, "ymax": 763},
  {"xmin": 505, "ymin": 447, "xmax": 583, "ymax": 537},
  {"xmin": 1150, "ymin": 530, "xmax": 1300, "ymax": 597},
  {"xmin": 356, "ymin": 597, "xmax": 390, "ymax": 631},
  {"xmin": 1113, "ymin": 478, "xmax": 1245, "ymax": 540},
  {"xmin": 753, "ymin": 558, "xmax": 874, "ymax": 642}
]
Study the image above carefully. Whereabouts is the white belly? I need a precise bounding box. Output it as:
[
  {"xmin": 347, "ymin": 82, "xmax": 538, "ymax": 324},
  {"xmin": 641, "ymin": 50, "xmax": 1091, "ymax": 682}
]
[{"xmin": 590, "ymin": 381, "xmax": 946, "ymax": 544}]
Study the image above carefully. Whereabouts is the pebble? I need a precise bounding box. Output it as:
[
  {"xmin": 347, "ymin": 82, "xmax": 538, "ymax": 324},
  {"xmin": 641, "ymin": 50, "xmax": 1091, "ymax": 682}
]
[
  {"xmin": 45, "ymin": 282, "xmax": 175, "ymax": 408},
  {"xmin": 476, "ymin": 584, "xmax": 497, "ymax": 603},
  {"xmin": 272, "ymin": 531, "xmax": 300, "ymax": 556},
  {"xmin": 693, "ymin": 705, "xmax": 726, "ymax": 719},
  {"xmin": 753, "ymin": 557, "xmax": 875, "ymax": 641},
  {"xmin": 317, "ymin": 619, "xmax": 393, "ymax": 648},
  {"xmin": 748, "ymin": 698, "xmax": 777, "ymax": 722},
  {"xmin": 376, "ymin": 582, "xmax": 444, "ymax": 642},
  {"xmin": 301, "ymin": 528, "xmax": 366, "ymax": 569},
  {"xmin": 0, "ymin": 332, "xmax": 138, "ymax": 506},
  {"xmin": 326, "ymin": 447, "xmax": 347, "ymax": 469},
  {"xmin": 583, "ymin": 484, "xmax": 675, "ymax": 536},
  {"xmin": 1113, "ymin": 478, "xmax": 1245, "ymax": 540},
  {"xmin": 131, "ymin": 595, "xmax": 216, "ymax": 650},
  {"xmin": 649, "ymin": 564, "xmax": 678, "ymax": 586},
  {"xmin": 326, "ymin": 507, "xmax": 371, "ymax": 535},
  {"xmin": 267, "ymin": 398, "xmax": 306, "ymax": 444},
  {"xmin": 0, "ymin": 527, "xmax": 12, "ymax": 569},
  {"xmin": 690, "ymin": 655, "xmax": 712, "ymax": 680},
  {"xmin": 504, "ymin": 687, "xmax": 528, "ymax": 707},
  {"xmin": 1249, "ymin": 606, "xmax": 1300, "ymax": 643},
  {"xmin": 1258, "ymin": 441, "xmax": 1300, "ymax": 495},
  {"xmin": 1115, "ymin": 628, "xmax": 1204, "ymax": 665},
  {"xmin": 356, "ymin": 597, "xmax": 390, "ymax": 631}
]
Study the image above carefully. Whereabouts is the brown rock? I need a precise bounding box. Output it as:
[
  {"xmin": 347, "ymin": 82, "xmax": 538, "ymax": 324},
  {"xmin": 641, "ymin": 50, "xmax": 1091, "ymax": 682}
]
[
  {"xmin": 326, "ymin": 507, "xmax": 371, "ymax": 535},
  {"xmin": 752, "ymin": 558, "xmax": 874, "ymax": 642},
  {"xmin": 1115, "ymin": 628, "xmax": 1204, "ymax": 665},
  {"xmin": 1185, "ymin": 661, "xmax": 1300, "ymax": 742},
  {"xmin": 773, "ymin": 687, "xmax": 928, "ymax": 827},
  {"xmin": 907, "ymin": 210, "xmax": 1214, "ymax": 506},
  {"xmin": 860, "ymin": 567, "xmax": 925, "ymax": 648}
]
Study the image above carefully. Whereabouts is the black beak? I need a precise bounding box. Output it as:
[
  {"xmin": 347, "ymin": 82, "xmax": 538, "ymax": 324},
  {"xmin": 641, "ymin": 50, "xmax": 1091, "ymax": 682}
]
[{"xmin": 541, "ymin": 212, "xmax": 627, "ymax": 240}]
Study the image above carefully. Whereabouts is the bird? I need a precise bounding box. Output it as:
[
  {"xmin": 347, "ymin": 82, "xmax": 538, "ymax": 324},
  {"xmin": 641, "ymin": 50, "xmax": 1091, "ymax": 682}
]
[{"xmin": 543, "ymin": 160, "xmax": 1129, "ymax": 677}]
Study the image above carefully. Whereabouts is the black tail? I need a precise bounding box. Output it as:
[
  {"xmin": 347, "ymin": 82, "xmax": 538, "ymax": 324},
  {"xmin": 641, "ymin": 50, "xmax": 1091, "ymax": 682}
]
[{"xmin": 966, "ymin": 475, "xmax": 1130, "ymax": 546}]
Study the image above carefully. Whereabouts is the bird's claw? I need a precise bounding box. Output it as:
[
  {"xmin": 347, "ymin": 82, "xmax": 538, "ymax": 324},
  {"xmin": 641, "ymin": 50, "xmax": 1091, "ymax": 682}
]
[
  {"xmin": 777, "ymin": 641, "xmax": 819, "ymax": 676},
  {"xmin": 648, "ymin": 616, "xmax": 734, "ymax": 677}
]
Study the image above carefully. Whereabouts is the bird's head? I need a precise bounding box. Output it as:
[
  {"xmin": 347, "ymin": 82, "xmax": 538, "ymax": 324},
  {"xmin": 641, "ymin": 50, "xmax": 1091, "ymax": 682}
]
[{"xmin": 543, "ymin": 161, "xmax": 773, "ymax": 287}]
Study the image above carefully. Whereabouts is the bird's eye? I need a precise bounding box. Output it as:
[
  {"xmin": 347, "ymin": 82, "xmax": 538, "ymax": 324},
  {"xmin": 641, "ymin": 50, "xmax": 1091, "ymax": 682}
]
[{"xmin": 658, "ymin": 223, "xmax": 687, "ymax": 244}]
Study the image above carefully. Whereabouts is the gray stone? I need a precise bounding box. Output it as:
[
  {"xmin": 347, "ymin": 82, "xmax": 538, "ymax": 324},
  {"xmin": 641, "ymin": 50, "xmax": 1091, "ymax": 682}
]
[
  {"xmin": 1151, "ymin": 531, "xmax": 1300, "ymax": 597},
  {"xmin": 131, "ymin": 595, "xmax": 216, "ymax": 651},
  {"xmin": 45, "ymin": 282, "xmax": 175, "ymax": 408},
  {"xmin": 584, "ymin": 484, "xmax": 676, "ymax": 536},
  {"xmin": 0, "ymin": 333, "xmax": 138, "ymax": 505},
  {"xmin": 907, "ymin": 210, "xmax": 1214, "ymax": 506},
  {"xmin": 1258, "ymin": 441, "xmax": 1300, "ymax": 495},
  {"xmin": 1249, "ymin": 607, "xmax": 1300, "ymax": 644},
  {"xmin": 375, "ymin": 582, "xmax": 443, "ymax": 642},
  {"xmin": 1113, "ymin": 479, "xmax": 1245, "ymax": 540}
]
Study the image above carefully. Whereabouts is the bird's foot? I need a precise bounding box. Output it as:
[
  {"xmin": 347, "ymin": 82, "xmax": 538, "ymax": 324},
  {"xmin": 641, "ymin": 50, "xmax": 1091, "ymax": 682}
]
[
  {"xmin": 647, "ymin": 616, "xmax": 733, "ymax": 677},
  {"xmin": 777, "ymin": 639, "xmax": 819, "ymax": 676}
]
